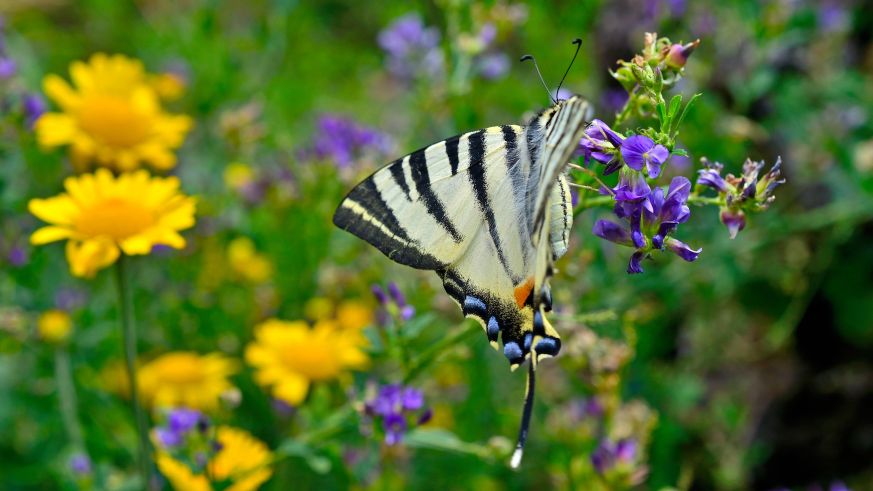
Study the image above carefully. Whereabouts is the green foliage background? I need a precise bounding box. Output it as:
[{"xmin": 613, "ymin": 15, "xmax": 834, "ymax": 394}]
[{"xmin": 2, "ymin": 0, "xmax": 873, "ymax": 489}]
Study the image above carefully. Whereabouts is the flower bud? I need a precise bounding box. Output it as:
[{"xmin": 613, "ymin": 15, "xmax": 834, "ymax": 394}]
[{"xmin": 663, "ymin": 39, "xmax": 700, "ymax": 69}]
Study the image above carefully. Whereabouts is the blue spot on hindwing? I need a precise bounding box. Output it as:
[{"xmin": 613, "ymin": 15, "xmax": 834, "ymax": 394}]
[
  {"xmin": 523, "ymin": 332, "xmax": 532, "ymax": 351},
  {"xmin": 463, "ymin": 295, "xmax": 487, "ymax": 315},
  {"xmin": 503, "ymin": 341, "xmax": 523, "ymax": 362},
  {"xmin": 487, "ymin": 316, "xmax": 499, "ymax": 340},
  {"xmin": 535, "ymin": 337, "xmax": 561, "ymax": 356}
]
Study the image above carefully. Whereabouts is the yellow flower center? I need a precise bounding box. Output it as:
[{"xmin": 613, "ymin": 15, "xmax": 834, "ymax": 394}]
[
  {"xmin": 77, "ymin": 198, "xmax": 155, "ymax": 240},
  {"xmin": 153, "ymin": 353, "xmax": 207, "ymax": 385},
  {"xmin": 77, "ymin": 95, "xmax": 152, "ymax": 148},
  {"xmin": 280, "ymin": 338, "xmax": 341, "ymax": 381}
]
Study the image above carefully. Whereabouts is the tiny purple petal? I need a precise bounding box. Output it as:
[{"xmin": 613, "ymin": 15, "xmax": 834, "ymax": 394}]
[
  {"xmin": 371, "ymin": 284, "xmax": 388, "ymax": 305},
  {"xmin": 620, "ymin": 135, "xmax": 655, "ymax": 172},
  {"xmin": 615, "ymin": 439, "xmax": 637, "ymax": 462},
  {"xmin": 630, "ymin": 211, "xmax": 645, "ymax": 248},
  {"xmin": 665, "ymin": 237, "xmax": 701, "ymax": 262},
  {"xmin": 401, "ymin": 387, "xmax": 424, "ymax": 411},
  {"xmin": 720, "ymin": 209, "xmax": 746, "ymax": 239},
  {"xmin": 387, "ymin": 282, "xmax": 406, "ymax": 306},
  {"xmin": 400, "ymin": 305, "xmax": 416, "ymax": 321},
  {"xmin": 417, "ymin": 407, "xmax": 433, "ymax": 425},
  {"xmin": 696, "ymin": 168, "xmax": 729, "ymax": 193},
  {"xmin": 477, "ymin": 52, "xmax": 510, "ymax": 80},
  {"xmin": 155, "ymin": 427, "xmax": 183, "ymax": 448},
  {"xmin": 0, "ymin": 57, "xmax": 16, "ymax": 79},
  {"xmin": 167, "ymin": 408, "xmax": 203, "ymax": 433},
  {"xmin": 627, "ymin": 251, "xmax": 645, "ymax": 274},
  {"xmin": 647, "ymin": 144, "xmax": 669, "ymax": 178},
  {"xmin": 592, "ymin": 219, "xmax": 632, "ymax": 246}
]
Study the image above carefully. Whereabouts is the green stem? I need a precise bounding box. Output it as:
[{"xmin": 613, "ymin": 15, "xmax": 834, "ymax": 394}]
[
  {"xmin": 55, "ymin": 347, "xmax": 85, "ymax": 449},
  {"xmin": 115, "ymin": 256, "xmax": 154, "ymax": 490},
  {"xmin": 573, "ymin": 194, "xmax": 722, "ymax": 217},
  {"xmin": 403, "ymin": 321, "xmax": 479, "ymax": 384}
]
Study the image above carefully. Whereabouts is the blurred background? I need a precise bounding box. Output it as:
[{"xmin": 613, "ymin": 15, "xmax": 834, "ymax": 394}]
[{"xmin": 1, "ymin": 0, "xmax": 873, "ymax": 490}]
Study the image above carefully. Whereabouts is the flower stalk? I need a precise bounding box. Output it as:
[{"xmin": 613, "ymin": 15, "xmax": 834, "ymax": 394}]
[{"xmin": 114, "ymin": 255, "xmax": 154, "ymax": 490}]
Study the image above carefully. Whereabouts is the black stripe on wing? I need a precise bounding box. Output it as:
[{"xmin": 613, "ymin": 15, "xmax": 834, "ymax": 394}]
[
  {"xmin": 409, "ymin": 148, "xmax": 464, "ymax": 243},
  {"xmin": 445, "ymin": 134, "xmax": 461, "ymax": 176},
  {"xmin": 468, "ymin": 130, "xmax": 519, "ymax": 284},
  {"xmin": 333, "ymin": 176, "xmax": 446, "ymax": 271},
  {"xmin": 388, "ymin": 159, "xmax": 412, "ymax": 202}
]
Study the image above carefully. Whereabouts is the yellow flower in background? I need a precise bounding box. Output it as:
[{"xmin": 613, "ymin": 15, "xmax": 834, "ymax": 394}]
[
  {"xmin": 245, "ymin": 319, "xmax": 369, "ymax": 405},
  {"xmin": 35, "ymin": 53, "xmax": 192, "ymax": 171},
  {"xmin": 223, "ymin": 162, "xmax": 254, "ymax": 191},
  {"xmin": 28, "ymin": 169, "xmax": 196, "ymax": 278},
  {"xmin": 303, "ymin": 297, "xmax": 374, "ymax": 330},
  {"xmin": 156, "ymin": 426, "xmax": 272, "ymax": 491},
  {"xmin": 37, "ymin": 309, "xmax": 72, "ymax": 343},
  {"xmin": 227, "ymin": 237, "xmax": 273, "ymax": 283},
  {"xmin": 336, "ymin": 299, "xmax": 373, "ymax": 330},
  {"xmin": 148, "ymin": 72, "xmax": 186, "ymax": 101},
  {"xmin": 138, "ymin": 352, "xmax": 239, "ymax": 411}
]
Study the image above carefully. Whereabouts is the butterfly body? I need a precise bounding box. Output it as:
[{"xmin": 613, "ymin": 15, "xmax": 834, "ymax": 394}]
[{"xmin": 333, "ymin": 95, "xmax": 590, "ymax": 369}]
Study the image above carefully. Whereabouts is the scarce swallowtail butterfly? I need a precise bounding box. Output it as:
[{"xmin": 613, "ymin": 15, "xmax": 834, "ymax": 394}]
[{"xmin": 333, "ymin": 43, "xmax": 591, "ymax": 468}]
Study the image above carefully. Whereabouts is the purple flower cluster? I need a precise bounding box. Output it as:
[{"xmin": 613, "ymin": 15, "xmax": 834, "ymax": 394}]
[
  {"xmin": 364, "ymin": 383, "xmax": 431, "ymax": 445},
  {"xmin": 310, "ymin": 115, "xmax": 392, "ymax": 169},
  {"xmin": 472, "ymin": 23, "xmax": 510, "ymax": 81},
  {"xmin": 696, "ymin": 157, "xmax": 784, "ymax": 239},
  {"xmin": 579, "ymin": 120, "xmax": 669, "ymax": 178},
  {"xmin": 591, "ymin": 438, "xmax": 637, "ymax": 475},
  {"xmin": 153, "ymin": 408, "xmax": 221, "ymax": 473},
  {"xmin": 154, "ymin": 408, "xmax": 209, "ymax": 448},
  {"xmin": 372, "ymin": 282, "xmax": 415, "ymax": 324},
  {"xmin": 377, "ymin": 13, "xmax": 444, "ymax": 83}
]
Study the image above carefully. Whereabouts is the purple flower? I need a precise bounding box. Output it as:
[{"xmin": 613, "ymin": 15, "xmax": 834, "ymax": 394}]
[
  {"xmin": 167, "ymin": 408, "xmax": 204, "ymax": 434},
  {"xmin": 374, "ymin": 282, "xmax": 415, "ymax": 324},
  {"xmin": 0, "ymin": 57, "xmax": 15, "ymax": 79},
  {"xmin": 696, "ymin": 157, "xmax": 784, "ymax": 239},
  {"xmin": 593, "ymin": 219, "xmax": 633, "ymax": 246},
  {"xmin": 378, "ymin": 14, "xmax": 444, "ymax": 82},
  {"xmin": 477, "ymin": 52, "xmax": 510, "ymax": 80},
  {"xmin": 155, "ymin": 427, "xmax": 184, "ymax": 447},
  {"xmin": 621, "ymin": 135, "xmax": 669, "ymax": 178},
  {"xmin": 697, "ymin": 160, "xmax": 729, "ymax": 192},
  {"xmin": 69, "ymin": 453, "xmax": 92, "ymax": 476},
  {"xmin": 6, "ymin": 245, "xmax": 27, "ymax": 267},
  {"xmin": 591, "ymin": 438, "xmax": 638, "ymax": 475},
  {"xmin": 579, "ymin": 120, "xmax": 624, "ymax": 171},
  {"xmin": 363, "ymin": 383, "xmax": 429, "ymax": 446},
  {"xmin": 23, "ymin": 94, "xmax": 46, "ymax": 127},
  {"xmin": 371, "ymin": 284, "xmax": 388, "ymax": 305},
  {"xmin": 310, "ymin": 115, "xmax": 392, "ymax": 168},
  {"xmin": 720, "ymin": 209, "xmax": 746, "ymax": 239}
]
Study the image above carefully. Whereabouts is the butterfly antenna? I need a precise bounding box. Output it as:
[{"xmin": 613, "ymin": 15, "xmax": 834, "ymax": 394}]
[
  {"xmin": 520, "ymin": 54, "xmax": 556, "ymax": 104},
  {"xmin": 555, "ymin": 38, "xmax": 583, "ymax": 100},
  {"xmin": 510, "ymin": 360, "xmax": 537, "ymax": 469}
]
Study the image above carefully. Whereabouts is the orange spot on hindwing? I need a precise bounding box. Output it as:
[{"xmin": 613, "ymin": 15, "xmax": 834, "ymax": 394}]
[{"xmin": 513, "ymin": 277, "xmax": 535, "ymax": 309}]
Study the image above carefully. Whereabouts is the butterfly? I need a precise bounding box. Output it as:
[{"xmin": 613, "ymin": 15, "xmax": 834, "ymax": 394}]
[{"xmin": 333, "ymin": 42, "xmax": 590, "ymax": 467}]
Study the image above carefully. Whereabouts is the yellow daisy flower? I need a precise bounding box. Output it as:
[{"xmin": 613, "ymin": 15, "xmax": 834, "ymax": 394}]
[
  {"xmin": 227, "ymin": 237, "xmax": 273, "ymax": 283},
  {"xmin": 137, "ymin": 352, "xmax": 239, "ymax": 412},
  {"xmin": 156, "ymin": 426, "xmax": 273, "ymax": 491},
  {"xmin": 336, "ymin": 299, "xmax": 374, "ymax": 330},
  {"xmin": 35, "ymin": 53, "xmax": 192, "ymax": 171},
  {"xmin": 28, "ymin": 168, "xmax": 196, "ymax": 278},
  {"xmin": 37, "ymin": 309, "xmax": 73, "ymax": 344},
  {"xmin": 245, "ymin": 319, "xmax": 369, "ymax": 406}
]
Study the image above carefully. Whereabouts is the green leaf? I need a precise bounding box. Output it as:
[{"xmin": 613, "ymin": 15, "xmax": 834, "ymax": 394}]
[
  {"xmin": 276, "ymin": 440, "xmax": 333, "ymax": 474},
  {"xmin": 672, "ymin": 148, "xmax": 690, "ymax": 157},
  {"xmin": 672, "ymin": 93, "xmax": 701, "ymax": 134},
  {"xmin": 668, "ymin": 94, "xmax": 683, "ymax": 119},
  {"xmin": 656, "ymin": 101, "xmax": 668, "ymax": 125},
  {"xmin": 404, "ymin": 428, "xmax": 493, "ymax": 459}
]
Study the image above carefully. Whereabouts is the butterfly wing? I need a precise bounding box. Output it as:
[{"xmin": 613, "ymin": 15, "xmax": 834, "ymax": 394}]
[{"xmin": 333, "ymin": 96, "xmax": 589, "ymax": 368}]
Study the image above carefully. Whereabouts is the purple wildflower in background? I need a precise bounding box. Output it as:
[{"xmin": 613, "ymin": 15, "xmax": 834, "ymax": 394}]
[
  {"xmin": 696, "ymin": 157, "xmax": 784, "ymax": 239},
  {"xmin": 23, "ymin": 94, "xmax": 46, "ymax": 127},
  {"xmin": 0, "ymin": 57, "xmax": 15, "ymax": 79},
  {"xmin": 311, "ymin": 115, "xmax": 392, "ymax": 168},
  {"xmin": 477, "ymin": 53, "xmax": 510, "ymax": 80},
  {"xmin": 364, "ymin": 383, "xmax": 430, "ymax": 446},
  {"xmin": 6, "ymin": 245, "xmax": 27, "ymax": 267},
  {"xmin": 378, "ymin": 13, "xmax": 444, "ymax": 83},
  {"xmin": 591, "ymin": 438, "xmax": 637, "ymax": 474},
  {"xmin": 621, "ymin": 135, "xmax": 669, "ymax": 178},
  {"xmin": 153, "ymin": 408, "xmax": 209, "ymax": 450},
  {"xmin": 373, "ymin": 282, "xmax": 415, "ymax": 324},
  {"xmin": 69, "ymin": 453, "xmax": 92, "ymax": 476}
]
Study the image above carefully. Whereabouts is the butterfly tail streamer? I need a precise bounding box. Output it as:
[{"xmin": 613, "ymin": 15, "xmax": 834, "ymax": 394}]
[{"xmin": 510, "ymin": 360, "xmax": 537, "ymax": 469}]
